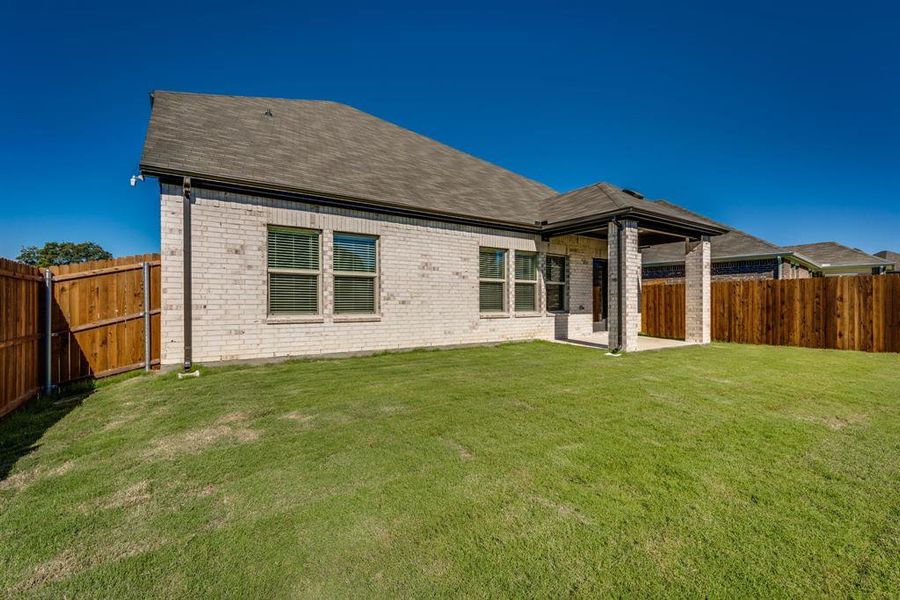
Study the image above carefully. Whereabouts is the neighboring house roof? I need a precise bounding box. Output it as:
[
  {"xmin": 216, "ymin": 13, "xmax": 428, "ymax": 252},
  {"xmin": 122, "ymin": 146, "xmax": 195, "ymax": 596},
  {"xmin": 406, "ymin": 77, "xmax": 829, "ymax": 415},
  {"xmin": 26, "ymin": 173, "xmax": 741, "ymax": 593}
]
[
  {"xmin": 784, "ymin": 242, "xmax": 892, "ymax": 269},
  {"xmin": 641, "ymin": 201, "xmax": 812, "ymax": 266},
  {"xmin": 140, "ymin": 91, "xmax": 725, "ymax": 236},
  {"xmin": 875, "ymin": 250, "xmax": 900, "ymax": 271}
]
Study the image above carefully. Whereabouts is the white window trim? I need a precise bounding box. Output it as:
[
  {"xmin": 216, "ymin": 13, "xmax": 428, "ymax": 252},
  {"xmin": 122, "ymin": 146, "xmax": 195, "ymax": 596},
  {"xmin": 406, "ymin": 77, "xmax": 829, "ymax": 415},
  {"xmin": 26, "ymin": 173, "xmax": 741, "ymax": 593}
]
[
  {"xmin": 332, "ymin": 232, "xmax": 380, "ymax": 316},
  {"xmin": 479, "ymin": 247, "xmax": 508, "ymax": 316},
  {"xmin": 266, "ymin": 226, "xmax": 322, "ymax": 317}
]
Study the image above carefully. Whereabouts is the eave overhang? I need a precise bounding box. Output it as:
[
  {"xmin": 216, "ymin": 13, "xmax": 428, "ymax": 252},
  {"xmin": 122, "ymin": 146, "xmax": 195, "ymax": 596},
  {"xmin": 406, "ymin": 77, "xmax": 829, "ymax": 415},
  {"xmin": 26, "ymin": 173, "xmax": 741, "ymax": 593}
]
[
  {"xmin": 141, "ymin": 166, "xmax": 729, "ymax": 240},
  {"xmin": 541, "ymin": 207, "xmax": 727, "ymax": 240},
  {"xmin": 141, "ymin": 166, "xmax": 540, "ymax": 233}
]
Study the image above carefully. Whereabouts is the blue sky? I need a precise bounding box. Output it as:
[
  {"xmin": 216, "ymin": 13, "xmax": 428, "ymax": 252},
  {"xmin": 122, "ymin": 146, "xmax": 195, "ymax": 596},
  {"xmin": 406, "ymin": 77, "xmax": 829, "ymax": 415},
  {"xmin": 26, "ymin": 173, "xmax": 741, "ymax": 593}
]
[{"xmin": 1, "ymin": 0, "xmax": 897, "ymax": 259}]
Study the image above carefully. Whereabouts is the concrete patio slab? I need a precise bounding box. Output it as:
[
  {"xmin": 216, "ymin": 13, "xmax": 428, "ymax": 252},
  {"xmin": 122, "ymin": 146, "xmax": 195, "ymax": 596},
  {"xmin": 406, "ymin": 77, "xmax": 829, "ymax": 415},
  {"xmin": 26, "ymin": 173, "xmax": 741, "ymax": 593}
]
[{"xmin": 553, "ymin": 331, "xmax": 697, "ymax": 353}]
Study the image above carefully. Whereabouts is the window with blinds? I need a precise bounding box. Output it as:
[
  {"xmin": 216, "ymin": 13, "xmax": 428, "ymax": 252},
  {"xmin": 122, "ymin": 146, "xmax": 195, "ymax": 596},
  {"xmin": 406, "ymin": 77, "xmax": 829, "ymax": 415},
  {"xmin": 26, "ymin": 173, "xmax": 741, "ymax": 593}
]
[
  {"xmin": 333, "ymin": 233, "xmax": 378, "ymax": 314},
  {"xmin": 514, "ymin": 251, "xmax": 538, "ymax": 312},
  {"xmin": 479, "ymin": 247, "xmax": 506, "ymax": 312},
  {"xmin": 545, "ymin": 255, "xmax": 567, "ymax": 312},
  {"xmin": 267, "ymin": 226, "xmax": 320, "ymax": 315}
]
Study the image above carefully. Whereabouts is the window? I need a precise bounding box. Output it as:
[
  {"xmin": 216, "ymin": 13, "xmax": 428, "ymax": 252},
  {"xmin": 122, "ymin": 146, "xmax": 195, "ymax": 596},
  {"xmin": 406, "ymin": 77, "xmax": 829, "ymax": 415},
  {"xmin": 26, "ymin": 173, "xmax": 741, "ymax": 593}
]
[
  {"xmin": 333, "ymin": 233, "xmax": 378, "ymax": 314},
  {"xmin": 267, "ymin": 226, "xmax": 320, "ymax": 315},
  {"xmin": 514, "ymin": 251, "xmax": 538, "ymax": 312},
  {"xmin": 545, "ymin": 255, "xmax": 567, "ymax": 312},
  {"xmin": 479, "ymin": 248, "xmax": 506, "ymax": 312}
]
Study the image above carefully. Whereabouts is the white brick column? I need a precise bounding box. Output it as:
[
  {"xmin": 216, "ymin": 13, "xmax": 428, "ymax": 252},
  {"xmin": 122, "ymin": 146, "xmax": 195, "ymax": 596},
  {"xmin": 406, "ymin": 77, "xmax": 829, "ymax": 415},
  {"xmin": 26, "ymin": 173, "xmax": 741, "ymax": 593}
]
[
  {"xmin": 160, "ymin": 184, "xmax": 185, "ymax": 366},
  {"xmin": 685, "ymin": 236, "xmax": 711, "ymax": 344},
  {"xmin": 608, "ymin": 220, "xmax": 640, "ymax": 352}
]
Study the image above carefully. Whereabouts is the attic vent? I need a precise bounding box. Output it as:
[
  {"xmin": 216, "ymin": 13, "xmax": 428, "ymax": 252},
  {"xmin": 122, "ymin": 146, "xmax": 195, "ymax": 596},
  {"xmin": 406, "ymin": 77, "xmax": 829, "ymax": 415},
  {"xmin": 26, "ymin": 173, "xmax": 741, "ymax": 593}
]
[
  {"xmin": 622, "ymin": 189, "xmax": 644, "ymax": 199},
  {"xmin": 264, "ymin": 109, "xmax": 273, "ymax": 117}
]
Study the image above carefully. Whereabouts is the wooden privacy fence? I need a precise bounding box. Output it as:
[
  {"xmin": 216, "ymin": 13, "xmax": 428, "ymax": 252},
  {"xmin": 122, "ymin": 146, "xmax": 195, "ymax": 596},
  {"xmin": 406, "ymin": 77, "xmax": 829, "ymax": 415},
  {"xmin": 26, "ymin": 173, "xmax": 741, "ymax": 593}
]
[
  {"xmin": 0, "ymin": 253, "xmax": 160, "ymax": 417},
  {"xmin": 641, "ymin": 275, "xmax": 900, "ymax": 352},
  {"xmin": 49, "ymin": 254, "xmax": 161, "ymax": 384},
  {"xmin": 0, "ymin": 258, "xmax": 42, "ymax": 418},
  {"xmin": 640, "ymin": 282, "xmax": 685, "ymax": 341}
]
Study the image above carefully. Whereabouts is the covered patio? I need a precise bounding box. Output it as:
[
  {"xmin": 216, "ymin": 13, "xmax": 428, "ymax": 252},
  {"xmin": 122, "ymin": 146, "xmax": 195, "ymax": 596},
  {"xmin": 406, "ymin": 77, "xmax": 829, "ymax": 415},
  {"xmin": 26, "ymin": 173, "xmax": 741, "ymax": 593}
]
[
  {"xmin": 542, "ymin": 183, "xmax": 726, "ymax": 352},
  {"xmin": 554, "ymin": 330, "xmax": 698, "ymax": 352}
]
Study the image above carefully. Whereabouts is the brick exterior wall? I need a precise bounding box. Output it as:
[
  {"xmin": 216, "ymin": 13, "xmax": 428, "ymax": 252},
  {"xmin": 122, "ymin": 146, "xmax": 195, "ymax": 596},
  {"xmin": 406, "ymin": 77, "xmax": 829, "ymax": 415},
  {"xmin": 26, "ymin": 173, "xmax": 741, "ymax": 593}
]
[
  {"xmin": 643, "ymin": 257, "xmax": 813, "ymax": 284},
  {"xmin": 160, "ymin": 184, "xmax": 607, "ymax": 365},
  {"xmin": 607, "ymin": 220, "xmax": 640, "ymax": 352},
  {"xmin": 684, "ymin": 238, "xmax": 711, "ymax": 344}
]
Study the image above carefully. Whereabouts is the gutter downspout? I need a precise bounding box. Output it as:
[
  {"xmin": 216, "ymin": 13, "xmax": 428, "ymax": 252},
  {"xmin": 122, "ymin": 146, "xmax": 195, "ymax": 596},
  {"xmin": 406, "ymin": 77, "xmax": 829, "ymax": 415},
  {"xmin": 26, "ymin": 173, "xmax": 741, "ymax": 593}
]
[{"xmin": 182, "ymin": 177, "xmax": 193, "ymax": 371}]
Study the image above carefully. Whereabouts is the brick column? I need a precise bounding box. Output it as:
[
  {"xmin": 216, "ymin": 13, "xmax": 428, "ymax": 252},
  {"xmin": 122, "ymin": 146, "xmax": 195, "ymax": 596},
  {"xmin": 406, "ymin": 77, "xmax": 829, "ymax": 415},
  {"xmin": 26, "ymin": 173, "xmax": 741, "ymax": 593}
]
[
  {"xmin": 608, "ymin": 220, "xmax": 640, "ymax": 352},
  {"xmin": 685, "ymin": 236, "xmax": 711, "ymax": 344}
]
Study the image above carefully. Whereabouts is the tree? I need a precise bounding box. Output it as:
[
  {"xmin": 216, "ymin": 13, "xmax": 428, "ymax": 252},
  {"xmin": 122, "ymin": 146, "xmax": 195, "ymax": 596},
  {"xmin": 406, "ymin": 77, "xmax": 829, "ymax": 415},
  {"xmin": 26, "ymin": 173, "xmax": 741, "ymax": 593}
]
[{"xmin": 17, "ymin": 242, "xmax": 112, "ymax": 268}]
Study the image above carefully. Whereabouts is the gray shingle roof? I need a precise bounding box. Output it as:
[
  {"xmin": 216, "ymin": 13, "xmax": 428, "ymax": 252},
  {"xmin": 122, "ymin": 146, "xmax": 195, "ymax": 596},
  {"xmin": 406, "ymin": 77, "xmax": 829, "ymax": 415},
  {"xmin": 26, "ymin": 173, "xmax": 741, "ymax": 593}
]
[
  {"xmin": 140, "ymin": 91, "xmax": 556, "ymax": 226},
  {"xmin": 784, "ymin": 242, "xmax": 892, "ymax": 268},
  {"xmin": 875, "ymin": 250, "xmax": 900, "ymax": 270},
  {"xmin": 140, "ymin": 91, "xmax": 724, "ymax": 235},
  {"xmin": 641, "ymin": 201, "xmax": 788, "ymax": 264},
  {"xmin": 539, "ymin": 183, "xmax": 722, "ymax": 230}
]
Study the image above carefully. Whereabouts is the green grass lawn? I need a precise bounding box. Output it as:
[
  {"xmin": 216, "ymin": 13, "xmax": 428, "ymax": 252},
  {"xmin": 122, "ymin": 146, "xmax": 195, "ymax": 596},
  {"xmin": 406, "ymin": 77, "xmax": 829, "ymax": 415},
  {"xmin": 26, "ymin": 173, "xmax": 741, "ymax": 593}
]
[{"xmin": 1, "ymin": 342, "xmax": 898, "ymax": 598}]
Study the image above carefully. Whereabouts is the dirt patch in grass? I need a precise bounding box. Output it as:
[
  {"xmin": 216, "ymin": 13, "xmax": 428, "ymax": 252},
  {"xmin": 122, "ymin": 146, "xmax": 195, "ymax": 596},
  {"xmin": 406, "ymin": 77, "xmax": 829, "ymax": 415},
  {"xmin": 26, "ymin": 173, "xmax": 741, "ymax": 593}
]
[
  {"xmin": 0, "ymin": 460, "xmax": 75, "ymax": 493},
  {"xmin": 104, "ymin": 481, "xmax": 152, "ymax": 509},
  {"xmin": 442, "ymin": 438, "xmax": 473, "ymax": 460},
  {"xmin": 794, "ymin": 413, "xmax": 866, "ymax": 431},
  {"xmin": 644, "ymin": 531, "xmax": 685, "ymax": 576},
  {"xmin": 508, "ymin": 398, "xmax": 534, "ymax": 411},
  {"xmin": 12, "ymin": 539, "xmax": 164, "ymax": 594},
  {"xmin": 531, "ymin": 495, "xmax": 593, "ymax": 526},
  {"xmin": 282, "ymin": 410, "xmax": 316, "ymax": 424},
  {"xmin": 193, "ymin": 484, "xmax": 217, "ymax": 498},
  {"xmin": 146, "ymin": 414, "xmax": 259, "ymax": 459},
  {"xmin": 102, "ymin": 416, "xmax": 134, "ymax": 432}
]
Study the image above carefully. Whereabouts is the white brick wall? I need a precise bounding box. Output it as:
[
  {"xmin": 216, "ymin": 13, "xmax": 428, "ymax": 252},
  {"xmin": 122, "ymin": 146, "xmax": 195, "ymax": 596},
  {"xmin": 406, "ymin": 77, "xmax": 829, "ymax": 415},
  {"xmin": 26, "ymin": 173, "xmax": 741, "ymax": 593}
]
[
  {"xmin": 685, "ymin": 238, "xmax": 711, "ymax": 344},
  {"xmin": 160, "ymin": 184, "xmax": 607, "ymax": 365}
]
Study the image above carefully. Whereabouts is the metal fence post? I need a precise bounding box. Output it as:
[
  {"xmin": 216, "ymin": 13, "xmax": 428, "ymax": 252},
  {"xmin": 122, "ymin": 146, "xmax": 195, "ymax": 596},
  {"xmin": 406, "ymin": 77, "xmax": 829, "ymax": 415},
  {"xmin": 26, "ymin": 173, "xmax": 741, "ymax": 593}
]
[
  {"xmin": 143, "ymin": 261, "xmax": 151, "ymax": 371},
  {"xmin": 43, "ymin": 268, "xmax": 53, "ymax": 395}
]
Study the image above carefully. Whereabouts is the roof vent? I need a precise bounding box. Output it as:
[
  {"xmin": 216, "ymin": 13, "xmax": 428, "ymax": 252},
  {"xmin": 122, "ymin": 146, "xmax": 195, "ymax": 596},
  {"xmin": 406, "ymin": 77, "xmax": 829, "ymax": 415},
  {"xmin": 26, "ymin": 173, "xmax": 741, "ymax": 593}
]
[
  {"xmin": 264, "ymin": 109, "xmax": 273, "ymax": 118},
  {"xmin": 622, "ymin": 189, "xmax": 644, "ymax": 199}
]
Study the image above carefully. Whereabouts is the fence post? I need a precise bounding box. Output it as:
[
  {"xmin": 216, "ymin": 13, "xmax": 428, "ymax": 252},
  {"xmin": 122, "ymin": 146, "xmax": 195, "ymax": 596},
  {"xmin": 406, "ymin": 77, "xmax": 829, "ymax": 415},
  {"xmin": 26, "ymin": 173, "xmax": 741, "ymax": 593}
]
[
  {"xmin": 143, "ymin": 261, "xmax": 151, "ymax": 372},
  {"xmin": 43, "ymin": 268, "xmax": 53, "ymax": 395}
]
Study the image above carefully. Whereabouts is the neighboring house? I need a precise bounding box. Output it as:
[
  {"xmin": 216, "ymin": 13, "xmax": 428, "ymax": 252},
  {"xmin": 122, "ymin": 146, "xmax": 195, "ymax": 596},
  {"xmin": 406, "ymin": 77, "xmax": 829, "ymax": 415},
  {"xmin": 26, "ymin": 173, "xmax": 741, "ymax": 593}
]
[
  {"xmin": 139, "ymin": 91, "xmax": 725, "ymax": 365},
  {"xmin": 874, "ymin": 250, "xmax": 900, "ymax": 273},
  {"xmin": 641, "ymin": 201, "xmax": 817, "ymax": 283},
  {"xmin": 784, "ymin": 242, "xmax": 893, "ymax": 276}
]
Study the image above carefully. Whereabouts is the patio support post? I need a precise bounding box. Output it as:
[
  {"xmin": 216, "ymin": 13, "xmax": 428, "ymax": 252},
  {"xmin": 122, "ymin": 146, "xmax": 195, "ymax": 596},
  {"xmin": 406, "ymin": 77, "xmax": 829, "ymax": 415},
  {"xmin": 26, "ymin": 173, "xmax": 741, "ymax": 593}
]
[
  {"xmin": 685, "ymin": 235, "xmax": 711, "ymax": 344},
  {"xmin": 608, "ymin": 219, "xmax": 640, "ymax": 352}
]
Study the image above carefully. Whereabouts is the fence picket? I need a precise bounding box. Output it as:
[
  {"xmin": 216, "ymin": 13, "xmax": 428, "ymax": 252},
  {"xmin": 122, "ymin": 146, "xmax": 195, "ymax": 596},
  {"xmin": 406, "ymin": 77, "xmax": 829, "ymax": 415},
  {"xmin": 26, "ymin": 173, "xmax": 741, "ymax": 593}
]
[{"xmin": 641, "ymin": 274, "xmax": 899, "ymax": 352}]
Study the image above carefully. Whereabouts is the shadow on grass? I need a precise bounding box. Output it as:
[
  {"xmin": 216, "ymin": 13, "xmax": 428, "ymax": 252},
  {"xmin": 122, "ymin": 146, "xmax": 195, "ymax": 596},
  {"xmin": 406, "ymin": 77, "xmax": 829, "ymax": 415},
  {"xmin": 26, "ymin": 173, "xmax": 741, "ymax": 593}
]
[
  {"xmin": 559, "ymin": 338, "xmax": 610, "ymax": 350},
  {"xmin": 0, "ymin": 381, "xmax": 96, "ymax": 481}
]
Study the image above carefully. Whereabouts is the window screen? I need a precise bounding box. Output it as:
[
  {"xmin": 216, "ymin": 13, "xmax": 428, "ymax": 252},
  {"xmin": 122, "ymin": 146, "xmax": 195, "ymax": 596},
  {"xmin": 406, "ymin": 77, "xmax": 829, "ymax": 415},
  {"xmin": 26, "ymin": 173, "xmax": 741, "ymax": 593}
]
[
  {"xmin": 479, "ymin": 248, "xmax": 506, "ymax": 312},
  {"xmin": 514, "ymin": 251, "xmax": 537, "ymax": 312},
  {"xmin": 333, "ymin": 233, "xmax": 378, "ymax": 314},
  {"xmin": 267, "ymin": 227, "xmax": 320, "ymax": 314}
]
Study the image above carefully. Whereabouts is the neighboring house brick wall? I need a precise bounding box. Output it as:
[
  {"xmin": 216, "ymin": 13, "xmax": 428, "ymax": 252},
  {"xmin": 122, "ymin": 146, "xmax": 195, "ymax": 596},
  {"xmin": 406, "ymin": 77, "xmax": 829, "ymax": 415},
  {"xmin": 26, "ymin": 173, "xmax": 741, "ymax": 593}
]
[
  {"xmin": 160, "ymin": 184, "xmax": 606, "ymax": 365},
  {"xmin": 642, "ymin": 258, "xmax": 812, "ymax": 283}
]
